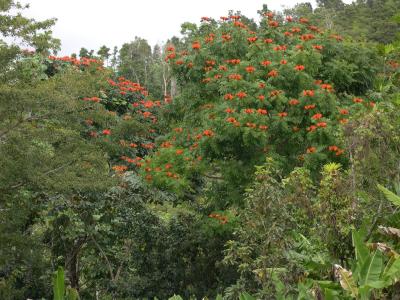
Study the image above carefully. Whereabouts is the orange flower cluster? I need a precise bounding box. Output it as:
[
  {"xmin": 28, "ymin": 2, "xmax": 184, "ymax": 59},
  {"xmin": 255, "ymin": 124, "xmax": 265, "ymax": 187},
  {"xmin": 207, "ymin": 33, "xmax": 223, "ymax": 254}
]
[
  {"xmin": 48, "ymin": 56, "xmax": 103, "ymax": 66},
  {"xmin": 209, "ymin": 213, "xmax": 228, "ymax": 224},
  {"xmin": 83, "ymin": 96, "xmax": 101, "ymax": 103}
]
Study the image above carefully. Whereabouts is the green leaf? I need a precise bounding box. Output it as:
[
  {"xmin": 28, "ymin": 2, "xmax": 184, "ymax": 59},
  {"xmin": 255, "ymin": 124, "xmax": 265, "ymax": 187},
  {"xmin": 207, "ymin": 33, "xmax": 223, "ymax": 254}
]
[
  {"xmin": 215, "ymin": 295, "xmax": 223, "ymax": 300},
  {"xmin": 322, "ymin": 287, "xmax": 340, "ymax": 300},
  {"xmin": 359, "ymin": 250, "xmax": 383, "ymax": 286},
  {"xmin": 352, "ymin": 230, "xmax": 369, "ymax": 269},
  {"xmin": 53, "ymin": 266, "xmax": 65, "ymax": 300},
  {"xmin": 239, "ymin": 292, "xmax": 256, "ymax": 300},
  {"xmin": 382, "ymin": 257, "xmax": 400, "ymax": 284},
  {"xmin": 377, "ymin": 184, "xmax": 400, "ymax": 206},
  {"xmin": 168, "ymin": 295, "xmax": 184, "ymax": 300},
  {"xmin": 271, "ymin": 272, "xmax": 286, "ymax": 300}
]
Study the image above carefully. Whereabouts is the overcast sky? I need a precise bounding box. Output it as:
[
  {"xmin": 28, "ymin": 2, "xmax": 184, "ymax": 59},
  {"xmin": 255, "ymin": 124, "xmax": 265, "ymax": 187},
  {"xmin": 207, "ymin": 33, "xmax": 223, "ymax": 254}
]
[{"xmin": 23, "ymin": 0, "xmax": 350, "ymax": 55}]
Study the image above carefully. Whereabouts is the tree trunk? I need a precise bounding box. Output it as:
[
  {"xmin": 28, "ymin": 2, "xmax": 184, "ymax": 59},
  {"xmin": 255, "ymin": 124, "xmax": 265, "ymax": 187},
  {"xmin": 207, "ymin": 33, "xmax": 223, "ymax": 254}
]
[{"xmin": 65, "ymin": 237, "xmax": 86, "ymax": 290}]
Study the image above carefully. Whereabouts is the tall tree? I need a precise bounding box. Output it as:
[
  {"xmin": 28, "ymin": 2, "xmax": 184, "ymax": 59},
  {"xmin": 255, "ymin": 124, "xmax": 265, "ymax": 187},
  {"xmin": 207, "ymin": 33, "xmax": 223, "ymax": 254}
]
[{"xmin": 97, "ymin": 45, "xmax": 110, "ymax": 64}]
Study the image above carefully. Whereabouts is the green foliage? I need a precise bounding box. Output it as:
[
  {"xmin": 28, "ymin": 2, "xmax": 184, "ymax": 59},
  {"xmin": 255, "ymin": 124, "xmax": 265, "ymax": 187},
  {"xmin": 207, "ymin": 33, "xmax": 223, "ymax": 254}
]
[
  {"xmin": 1, "ymin": 1, "xmax": 400, "ymax": 299},
  {"xmin": 53, "ymin": 267, "xmax": 79, "ymax": 300},
  {"xmin": 331, "ymin": 229, "xmax": 400, "ymax": 299},
  {"xmin": 143, "ymin": 11, "xmax": 378, "ymax": 203},
  {"xmin": 377, "ymin": 184, "xmax": 400, "ymax": 206},
  {"xmin": 284, "ymin": 0, "xmax": 400, "ymax": 44}
]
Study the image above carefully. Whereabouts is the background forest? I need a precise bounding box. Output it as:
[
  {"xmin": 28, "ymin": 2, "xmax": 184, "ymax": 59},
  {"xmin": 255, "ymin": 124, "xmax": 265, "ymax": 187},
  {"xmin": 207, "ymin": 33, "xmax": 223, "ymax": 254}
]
[{"xmin": 0, "ymin": 0, "xmax": 400, "ymax": 299}]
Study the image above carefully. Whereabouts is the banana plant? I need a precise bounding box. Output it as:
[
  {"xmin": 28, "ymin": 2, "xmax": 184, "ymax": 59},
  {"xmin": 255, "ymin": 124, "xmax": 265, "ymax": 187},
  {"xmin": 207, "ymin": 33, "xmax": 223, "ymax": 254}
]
[
  {"xmin": 53, "ymin": 267, "xmax": 79, "ymax": 300},
  {"xmin": 333, "ymin": 185, "xmax": 400, "ymax": 299}
]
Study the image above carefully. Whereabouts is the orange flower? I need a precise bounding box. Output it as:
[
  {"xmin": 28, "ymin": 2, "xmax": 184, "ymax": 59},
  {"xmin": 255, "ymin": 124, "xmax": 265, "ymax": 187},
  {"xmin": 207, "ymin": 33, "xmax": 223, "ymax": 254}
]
[
  {"xmin": 246, "ymin": 122, "xmax": 257, "ymax": 128},
  {"xmin": 130, "ymin": 143, "xmax": 138, "ymax": 148},
  {"xmin": 203, "ymin": 129, "xmax": 214, "ymax": 137},
  {"xmin": 304, "ymin": 104, "xmax": 316, "ymax": 110},
  {"xmin": 353, "ymin": 97, "xmax": 363, "ymax": 103},
  {"xmin": 311, "ymin": 113, "xmax": 323, "ymax": 120},
  {"xmin": 102, "ymin": 129, "xmax": 111, "ymax": 135},
  {"xmin": 299, "ymin": 17, "xmax": 309, "ymax": 24},
  {"xmin": 289, "ymin": 99, "xmax": 299, "ymax": 105},
  {"xmin": 236, "ymin": 91, "xmax": 247, "ymax": 99},
  {"xmin": 328, "ymin": 145, "xmax": 339, "ymax": 151},
  {"xmin": 278, "ymin": 112, "xmax": 288, "ymax": 118},
  {"xmin": 226, "ymin": 59, "xmax": 241, "ymax": 65},
  {"xmin": 306, "ymin": 147, "xmax": 316, "ymax": 153},
  {"xmin": 244, "ymin": 108, "xmax": 254, "ymax": 114},
  {"xmin": 312, "ymin": 45, "xmax": 323, "ymax": 51},
  {"xmin": 261, "ymin": 60, "xmax": 272, "ymax": 66},
  {"xmin": 267, "ymin": 69, "xmax": 278, "ymax": 77},
  {"xmin": 112, "ymin": 165, "xmax": 128, "ymax": 173},
  {"xmin": 219, "ymin": 65, "xmax": 227, "ymax": 71},
  {"xmin": 339, "ymin": 109, "xmax": 349, "ymax": 115},
  {"xmin": 245, "ymin": 66, "xmax": 255, "ymax": 73},
  {"xmin": 268, "ymin": 20, "xmax": 279, "ymax": 27},
  {"xmin": 264, "ymin": 38, "xmax": 273, "ymax": 44},
  {"xmin": 317, "ymin": 122, "xmax": 327, "ymax": 127},
  {"xmin": 280, "ymin": 59, "xmax": 287, "ymax": 65},
  {"xmin": 307, "ymin": 125, "xmax": 317, "ymax": 132},
  {"xmin": 225, "ymin": 108, "xmax": 235, "ymax": 113},
  {"xmin": 321, "ymin": 83, "xmax": 333, "ymax": 91},
  {"xmin": 259, "ymin": 125, "xmax": 268, "ymax": 130},
  {"xmin": 192, "ymin": 41, "xmax": 201, "ymax": 50},
  {"xmin": 142, "ymin": 111, "xmax": 152, "ymax": 118},
  {"xmin": 224, "ymin": 93, "xmax": 234, "ymax": 100},
  {"xmin": 176, "ymin": 149, "xmax": 184, "ymax": 155},
  {"xmin": 294, "ymin": 65, "xmax": 305, "ymax": 71},
  {"xmin": 258, "ymin": 95, "xmax": 265, "ymax": 101},
  {"xmin": 226, "ymin": 117, "xmax": 237, "ymax": 123},
  {"xmin": 221, "ymin": 34, "xmax": 231, "ymax": 42},
  {"xmin": 303, "ymin": 90, "xmax": 315, "ymax": 97},
  {"xmin": 257, "ymin": 109, "xmax": 268, "ymax": 115},
  {"xmin": 228, "ymin": 74, "xmax": 242, "ymax": 80},
  {"xmin": 335, "ymin": 149, "xmax": 344, "ymax": 156}
]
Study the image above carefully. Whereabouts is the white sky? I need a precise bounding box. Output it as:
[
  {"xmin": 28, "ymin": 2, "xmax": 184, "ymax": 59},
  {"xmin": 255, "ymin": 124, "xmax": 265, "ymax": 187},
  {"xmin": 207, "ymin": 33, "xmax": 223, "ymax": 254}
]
[{"xmin": 23, "ymin": 0, "xmax": 351, "ymax": 55}]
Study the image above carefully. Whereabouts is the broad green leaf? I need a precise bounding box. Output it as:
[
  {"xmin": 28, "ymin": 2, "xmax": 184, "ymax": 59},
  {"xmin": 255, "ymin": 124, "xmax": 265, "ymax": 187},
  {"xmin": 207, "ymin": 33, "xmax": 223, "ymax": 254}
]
[
  {"xmin": 215, "ymin": 295, "xmax": 223, "ymax": 300},
  {"xmin": 322, "ymin": 288, "xmax": 340, "ymax": 300},
  {"xmin": 365, "ymin": 280, "xmax": 388, "ymax": 289},
  {"xmin": 352, "ymin": 230, "xmax": 369, "ymax": 268},
  {"xmin": 53, "ymin": 266, "xmax": 65, "ymax": 300},
  {"xmin": 359, "ymin": 250, "xmax": 383, "ymax": 286},
  {"xmin": 383, "ymin": 257, "xmax": 400, "ymax": 284},
  {"xmin": 271, "ymin": 272, "xmax": 286, "ymax": 300},
  {"xmin": 377, "ymin": 184, "xmax": 400, "ymax": 206}
]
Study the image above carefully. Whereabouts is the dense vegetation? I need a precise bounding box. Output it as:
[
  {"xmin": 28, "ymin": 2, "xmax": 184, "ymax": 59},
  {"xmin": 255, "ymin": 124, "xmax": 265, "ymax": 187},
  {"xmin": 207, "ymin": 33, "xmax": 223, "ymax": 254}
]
[{"xmin": 0, "ymin": 0, "xmax": 399, "ymax": 299}]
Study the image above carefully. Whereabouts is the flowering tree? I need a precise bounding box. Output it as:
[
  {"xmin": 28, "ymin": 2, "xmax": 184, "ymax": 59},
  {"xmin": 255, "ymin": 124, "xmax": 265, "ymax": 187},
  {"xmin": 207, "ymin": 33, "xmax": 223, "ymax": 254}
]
[{"xmin": 140, "ymin": 11, "xmax": 377, "ymax": 201}]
